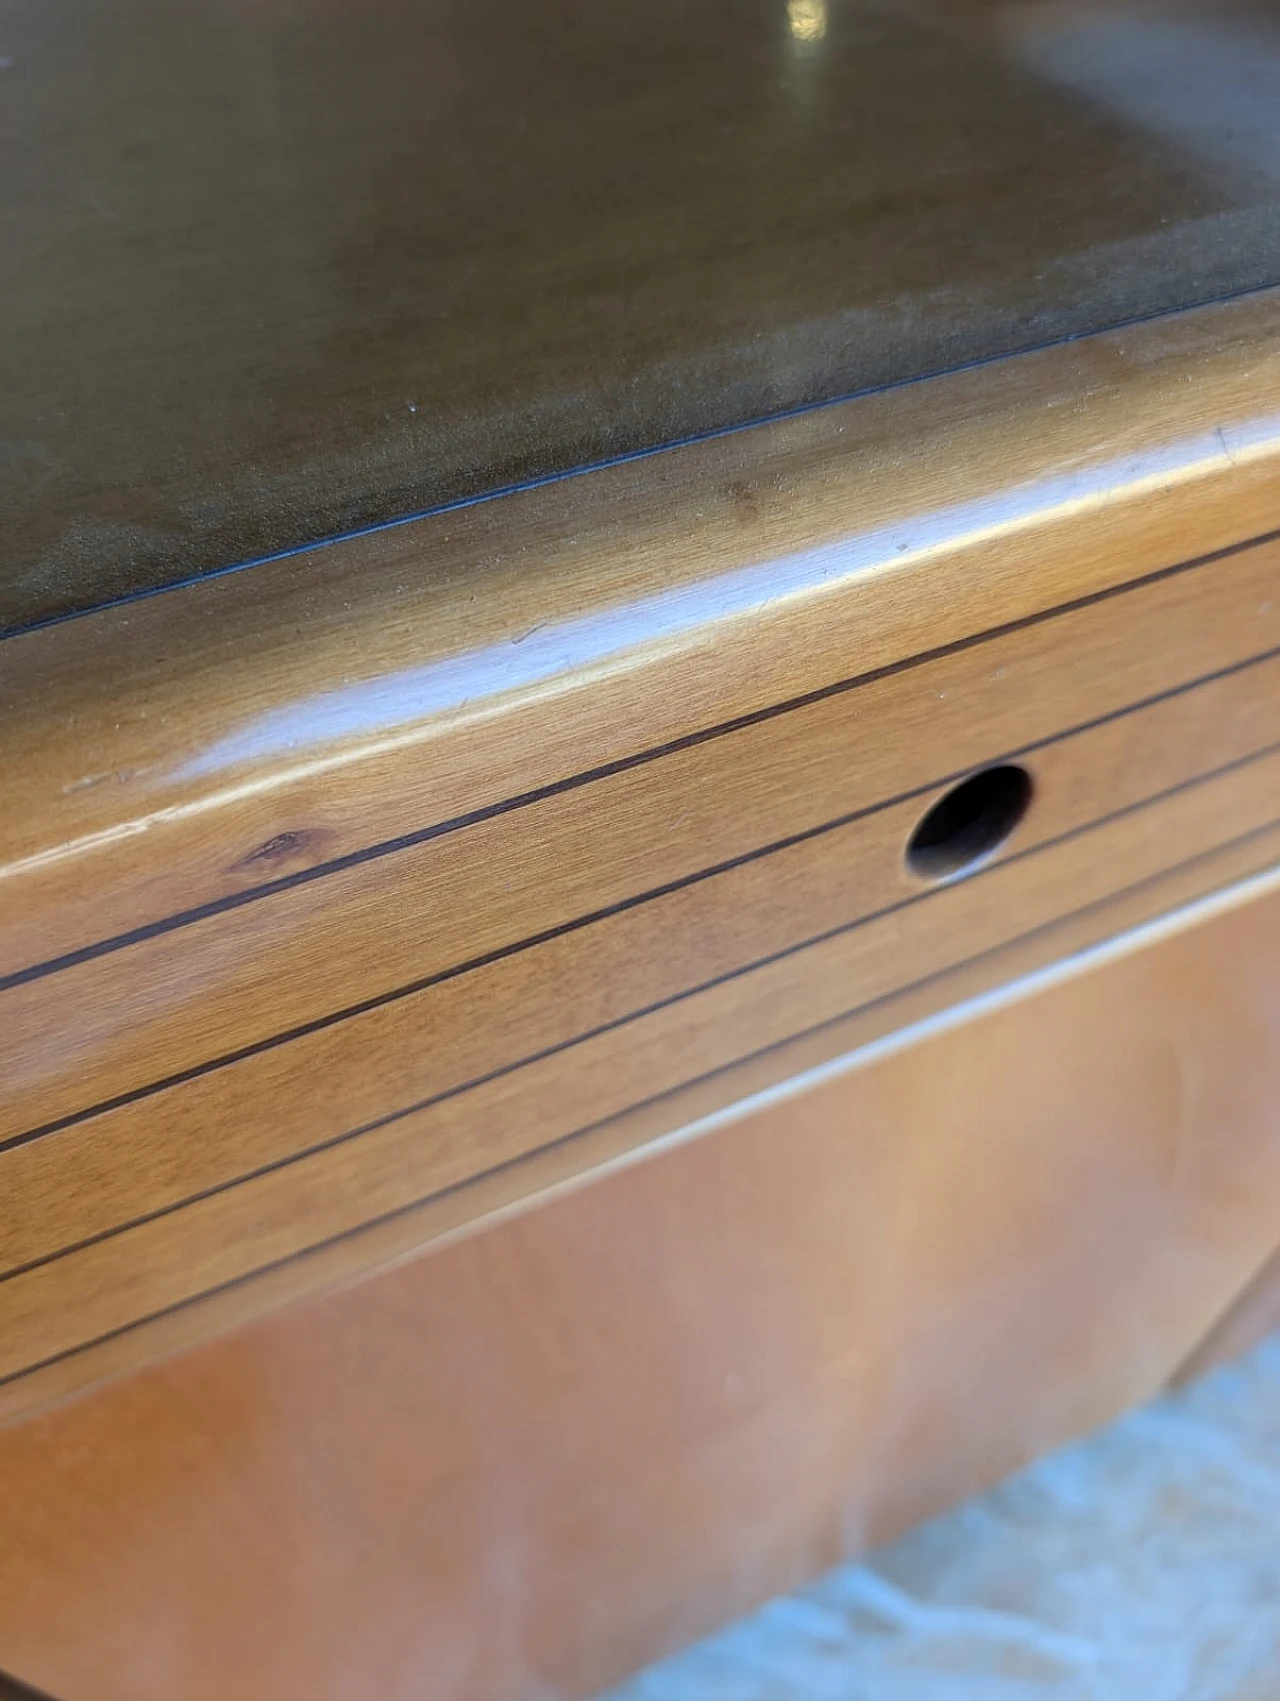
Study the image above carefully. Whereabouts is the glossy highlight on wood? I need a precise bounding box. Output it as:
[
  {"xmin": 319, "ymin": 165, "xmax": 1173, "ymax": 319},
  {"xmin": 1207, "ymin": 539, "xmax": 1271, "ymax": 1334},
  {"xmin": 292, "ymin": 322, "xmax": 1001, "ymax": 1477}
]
[
  {"xmin": 7, "ymin": 289, "xmax": 1280, "ymax": 978},
  {"xmin": 5, "ymin": 288, "xmax": 1280, "ymax": 1414},
  {"xmin": 6, "ymin": 7, "xmax": 1280, "ymax": 1694}
]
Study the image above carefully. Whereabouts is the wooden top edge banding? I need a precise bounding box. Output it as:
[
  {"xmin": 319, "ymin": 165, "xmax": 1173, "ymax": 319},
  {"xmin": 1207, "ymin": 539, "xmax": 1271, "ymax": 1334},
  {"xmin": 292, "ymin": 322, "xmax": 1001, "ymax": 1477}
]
[
  {"xmin": 7, "ymin": 578, "xmax": 1280, "ymax": 1142},
  {"xmin": 4, "ymin": 288, "xmax": 1280, "ymax": 968}
]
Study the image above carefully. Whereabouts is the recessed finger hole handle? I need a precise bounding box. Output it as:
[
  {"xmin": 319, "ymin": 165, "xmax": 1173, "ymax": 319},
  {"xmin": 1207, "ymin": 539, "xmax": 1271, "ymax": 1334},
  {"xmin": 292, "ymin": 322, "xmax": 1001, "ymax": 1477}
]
[{"xmin": 905, "ymin": 763, "xmax": 1032, "ymax": 881}]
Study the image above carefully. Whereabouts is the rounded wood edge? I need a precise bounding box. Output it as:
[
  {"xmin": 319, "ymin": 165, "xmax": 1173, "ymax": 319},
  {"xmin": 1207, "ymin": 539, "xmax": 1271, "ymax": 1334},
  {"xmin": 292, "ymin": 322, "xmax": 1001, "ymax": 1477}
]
[{"xmin": 5, "ymin": 288, "xmax": 1280, "ymax": 965}]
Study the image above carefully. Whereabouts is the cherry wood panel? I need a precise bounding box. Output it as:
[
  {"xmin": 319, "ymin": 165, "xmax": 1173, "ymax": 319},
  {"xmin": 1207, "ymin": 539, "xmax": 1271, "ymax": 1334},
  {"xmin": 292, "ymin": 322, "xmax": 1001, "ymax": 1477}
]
[
  {"xmin": 6, "ymin": 666, "xmax": 1279, "ymax": 1275},
  {"xmin": 5, "ymin": 289, "xmax": 1280, "ymax": 1422},
  {"xmin": 8, "ymin": 649, "xmax": 1280, "ymax": 1242},
  {"xmin": 4, "ymin": 291, "xmax": 1280, "ymax": 978},
  {"xmin": 8, "ymin": 813, "xmax": 1280, "ymax": 1430},
  {"xmin": 6, "ymin": 742, "xmax": 1280, "ymax": 1411},
  {"xmin": 6, "ymin": 887, "xmax": 1280, "ymax": 1701},
  {"xmin": 6, "ymin": 533, "xmax": 1280, "ymax": 1141},
  {"xmin": 6, "ymin": 23, "xmax": 1280, "ymax": 1691}
]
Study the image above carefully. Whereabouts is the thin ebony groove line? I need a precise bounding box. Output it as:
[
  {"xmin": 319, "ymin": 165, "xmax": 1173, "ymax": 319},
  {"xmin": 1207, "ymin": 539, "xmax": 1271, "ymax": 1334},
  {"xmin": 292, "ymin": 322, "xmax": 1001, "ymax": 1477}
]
[
  {"xmin": 5, "ymin": 275, "xmax": 1278, "ymax": 646},
  {"xmin": 9, "ymin": 803, "xmax": 1280, "ymax": 1392},
  {"xmin": 7, "ymin": 649, "xmax": 1280, "ymax": 1153},
  {"xmin": 7, "ymin": 518, "xmax": 1280, "ymax": 994},
  {"xmin": 10, "ymin": 731, "xmax": 1280, "ymax": 1282},
  {"xmin": 9, "ymin": 650, "xmax": 1280, "ymax": 1156}
]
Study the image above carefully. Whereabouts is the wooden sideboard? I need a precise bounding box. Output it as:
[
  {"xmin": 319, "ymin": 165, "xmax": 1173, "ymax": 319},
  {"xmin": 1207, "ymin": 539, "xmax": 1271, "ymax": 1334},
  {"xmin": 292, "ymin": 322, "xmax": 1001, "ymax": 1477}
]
[
  {"xmin": 7, "ymin": 289, "xmax": 1280, "ymax": 1422},
  {"xmin": 5, "ymin": 1, "xmax": 1280, "ymax": 1693}
]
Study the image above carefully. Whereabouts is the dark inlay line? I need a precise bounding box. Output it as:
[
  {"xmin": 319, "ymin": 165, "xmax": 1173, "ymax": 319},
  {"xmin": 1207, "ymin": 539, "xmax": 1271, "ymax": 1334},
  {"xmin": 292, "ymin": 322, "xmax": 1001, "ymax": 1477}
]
[
  {"xmin": 8, "ymin": 807, "xmax": 1280, "ymax": 1393},
  {"xmin": 6, "ymin": 277, "xmax": 1277, "ymax": 647},
  {"xmin": 6, "ymin": 633, "xmax": 1280, "ymax": 1155},
  {"xmin": 9, "ymin": 732, "xmax": 1280, "ymax": 1284},
  {"xmin": 5, "ymin": 521, "xmax": 1279, "ymax": 994}
]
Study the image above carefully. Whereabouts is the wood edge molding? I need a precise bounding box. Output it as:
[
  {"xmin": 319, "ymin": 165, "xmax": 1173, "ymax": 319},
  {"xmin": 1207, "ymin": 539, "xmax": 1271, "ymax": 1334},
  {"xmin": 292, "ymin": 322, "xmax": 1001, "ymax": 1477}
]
[
  {"xmin": 7, "ymin": 836, "xmax": 1279, "ymax": 1430},
  {"xmin": 4, "ymin": 287, "xmax": 1280, "ymax": 965},
  {"xmin": 10, "ymin": 575, "xmax": 1280, "ymax": 1143}
]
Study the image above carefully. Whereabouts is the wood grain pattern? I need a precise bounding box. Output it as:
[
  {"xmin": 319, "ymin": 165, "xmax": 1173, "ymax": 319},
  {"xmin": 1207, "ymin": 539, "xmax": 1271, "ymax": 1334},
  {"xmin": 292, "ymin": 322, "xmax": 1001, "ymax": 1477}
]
[
  {"xmin": 8, "ymin": 809, "xmax": 1280, "ymax": 1428},
  {"xmin": 7, "ymin": 15, "xmax": 1280, "ymax": 1686},
  {"xmin": 5, "ymin": 289, "xmax": 1280, "ymax": 1413},
  {"xmin": 7, "ymin": 886, "xmax": 1280, "ymax": 1701},
  {"xmin": 4, "ymin": 290, "xmax": 1280, "ymax": 975},
  {"xmin": 7, "ymin": 530, "xmax": 1280, "ymax": 1139},
  {"xmin": 7, "ymin": 747, "xmax": 1280, "ymax": 1409},
  {"xmin": 5, "ymin": 655, "xmax": 1280, "ymax": 1259}
]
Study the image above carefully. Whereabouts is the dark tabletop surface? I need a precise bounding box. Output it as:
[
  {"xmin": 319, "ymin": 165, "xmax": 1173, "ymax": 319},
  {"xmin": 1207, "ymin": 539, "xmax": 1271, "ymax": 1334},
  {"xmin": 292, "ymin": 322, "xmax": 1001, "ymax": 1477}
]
[{"xmin": 5, "ymin": 0, "xmax": 1280, "ymax": 633}]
